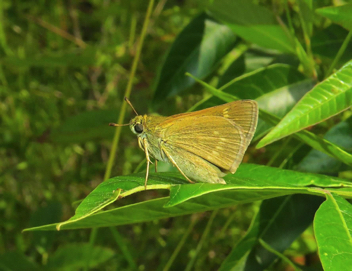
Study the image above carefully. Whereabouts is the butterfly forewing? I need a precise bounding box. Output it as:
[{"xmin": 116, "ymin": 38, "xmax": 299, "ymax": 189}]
[
  {"xmin": 160, "ymin": 116, "xmax": 247, "ymax": 173},
  {"xmin": 159, "ymin": 100, "xmax": 258, "ymax": 147}
]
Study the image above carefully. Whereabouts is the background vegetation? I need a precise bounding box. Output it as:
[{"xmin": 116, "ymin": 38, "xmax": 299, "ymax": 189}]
[{"xmin": 1, "ymin": 0, "xmax": 352, "ymax": 270}]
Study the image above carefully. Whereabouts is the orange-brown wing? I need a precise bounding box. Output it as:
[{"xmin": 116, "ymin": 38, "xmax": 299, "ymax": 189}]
[
  {"xmin": 160, "ymin": 116, "xmax": 247, "ymax": 173},
  {"xmin": 159, "ymin": 100, "xmax": 258, "ymax": 147}
]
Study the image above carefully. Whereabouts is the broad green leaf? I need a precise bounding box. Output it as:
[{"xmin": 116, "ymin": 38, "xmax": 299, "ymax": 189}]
[
  {"xmin": 297, "ymin": 116, "xmax": 352, "ymax": 173},
  {"xmin": 314, "ymin": 193, "xmax": 352, "ymax": 271},
  {"xmin": 258, "ymin": 60, "xmax": 352, "ymax": 148},
  {"xmin": 220, "ymin": 195, "xmax": 323, "ymax": 270},
  {"xmin": 50, "ymin": 110, "xmax": 118, "ymax": 143},
  {"xmin": 220, "ymin": 64, "xmax": 308, "ymax": 98},
  {"xmin": 245, "ymin": 50, "xmax": 276, "ymax": 72},
  {"xmin": 24, "ymin": 164, "xmax": 352, "ymax": 231},
  {"xmin": 166, "ymin": 164, "xmax": 352, "ymax": 207},
  {"xmin": 46, "ymin": 244, "xmax": 115, "ymax": 270},
  {"xmin": 208, "ymin": 0, "xmax": 295, "ymax": 53},
  {"xmin": 316, "ymin": 4, "xmax": 352, "ymax": 31},
  {"xmin": 152, "ymin": 13, "xmax": 236, "ymax": 104},
  {"xmin": 191, "ymin": 74, "xmax": 352, "ymax": 166}
]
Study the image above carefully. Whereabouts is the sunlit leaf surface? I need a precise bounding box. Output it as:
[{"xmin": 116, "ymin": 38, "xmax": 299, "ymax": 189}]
[
  {"xmin": 314, "ymin": 193, "xmax": 352, "ymax": 271},
  {"xmin": 258, "ymin": 60, "xmax": 352, "ymax": 147}
]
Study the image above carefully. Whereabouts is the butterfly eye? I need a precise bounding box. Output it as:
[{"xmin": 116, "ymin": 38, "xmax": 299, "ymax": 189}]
[{"xmin": 134, "ymin": 123, "xmax": 144, "ymax": 134}]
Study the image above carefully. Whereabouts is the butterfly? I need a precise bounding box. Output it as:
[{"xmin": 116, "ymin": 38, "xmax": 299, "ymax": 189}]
[{"xmin": 110, "ymin": 99, "xmax": 258, "ymax": 188}]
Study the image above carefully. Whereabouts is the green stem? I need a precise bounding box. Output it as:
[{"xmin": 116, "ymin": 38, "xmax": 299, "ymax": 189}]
[
  {"xmin": 185, "ymin": 210, "xmax": 219, "ymax": 271},
  {"xmin": 101, "ymin": 2, "xmax": 154, "ymax": 269},
  {"xmin": 104, "ymin": 0, "xmax": 155, "ymax": 181},
  {"xmin": 128, "ymin": 13, "xmax": 137, "ymax": 50},
  {"xmin": 266, "ymin": 137, "xmax": 292, "ymax": 167},
  {"xmin": 279, "ymin": 142, "xmax": 304, "ymax": 169},
  {"xmin": 284, "ymin": 0, "xmax": 295, "ymax": 36},
  {"xmin": 84, "ymin": 228, "xmax": 99, "ymax": 271},
  {"xmin": 110, "ymin": 227, "xmax": 138, "ymax": 270},
  {"xmin": 326, "ymin": 30, "xmax": 352, "ymax": 78},
  {"xmin": 163, "ymin": 215, "xmax": 198, "ymax": 271},
  {"xmin": 297, "ymin": 0, "xmax": 312, "ymax": 57},
  {"xmin": 218, "ymin": 207, "xmax": 237, "ymax": 238},
  {"xmin": 259, "ymin": 239, "xmax": 302, "ymax": 271}
]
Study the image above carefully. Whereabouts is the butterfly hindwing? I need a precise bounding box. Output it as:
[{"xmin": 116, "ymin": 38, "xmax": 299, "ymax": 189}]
[{"xmin": 160, "ymin": 116, "xmax": 247, "ymax": 173}]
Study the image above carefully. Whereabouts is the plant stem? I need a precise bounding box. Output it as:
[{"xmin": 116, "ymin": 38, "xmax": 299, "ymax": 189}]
[
  {"xmin": 266, "ymin": 137, "xmax": 292, "ymax": 167},
  {"xmin": 259, "ymin": 239, "xmax": 302, "ymax": 271},
  {"xmin": 104, "ymin": 0, "xmax": 155, "ymax": 181},
  {"xmin": 163, "ymin": 215, "xmax": 198, "ymax": 271},
  {"xmin": 110, "ymin": 227, "xmax": 138, "ymax": 270},
  {"xmin": 326, "ymin": 30, "xmax": 352, "ymax": 78},
  {"xmin": 101, "ymin": 2, "xmax": 154, "ymax": 270},
  {"xmin": 185, "ymin": 210, "xmax": 218, "ymax": 271}
]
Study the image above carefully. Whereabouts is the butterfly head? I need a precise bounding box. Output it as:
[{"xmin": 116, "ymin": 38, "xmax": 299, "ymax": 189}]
[{"xmin": 130, "ymin": 115, "xmax": 145, "ymax": 135}]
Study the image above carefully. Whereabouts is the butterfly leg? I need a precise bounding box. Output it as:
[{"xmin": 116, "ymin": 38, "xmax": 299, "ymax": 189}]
[
  {"xmin": 142, "ymin": 138, "xmax": 153, "ymax": 190},
  {"xmin": 160, "ymin": 143, "xmax": 194, "ymax": 184},
  {"xmin": 138, "ymin": 137, "xmax": 144, "ymax": 151},
  {"xmin": 155, "ymin": 159, "xmax": 158, "ymax": 173}
]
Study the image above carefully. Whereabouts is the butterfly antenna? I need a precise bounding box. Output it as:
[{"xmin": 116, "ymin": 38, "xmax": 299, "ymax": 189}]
[
  {"xmin": 125, "ymin": 97, "xmax": 139, "ymax": 115},
  {"xmin": 109, "ymin": 123, "xmax": 130, "ymax": 127}
]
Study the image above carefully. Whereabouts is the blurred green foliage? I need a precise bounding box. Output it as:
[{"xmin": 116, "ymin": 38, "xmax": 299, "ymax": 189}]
[{"xmin": 1, "ymin": 0, "xmax": 352, "ymax": 270}]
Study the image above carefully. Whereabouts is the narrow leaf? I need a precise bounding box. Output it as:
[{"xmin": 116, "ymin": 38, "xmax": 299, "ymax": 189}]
[
  {"xmin": 297, "ymin": 116, "xmax": 352, "ymax": 173},
  {"xmin": 258, "ymin": 60, "xmax": 352, "ymax": 148}
]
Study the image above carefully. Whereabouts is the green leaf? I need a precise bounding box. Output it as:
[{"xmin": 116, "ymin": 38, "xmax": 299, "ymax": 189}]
[
  {"xmin": 46, "ymin": 244, "xmax": 115, "ymax": 270},
  {"xmin": 217, "ymin": 54, "xmax": 245, "ymax": 88},
  {"xmin": 258, "ymin": 60, "xmax": 352, "ymax": 148},
  {"xmin": 220, "ymin": 195, "xmax": 323, "ymax": 270},
  {"xmin": 312, "ymin": 25, "xmax": 352, "ymax": 63},
  {"xmin": 50, "ymin": 110, "xmax": 118, "ymax": 143},
  {"xmin": 314, "ymin": 193, "xmax": 352, "ymax": 271},
  {"xmin": 254, "ymin": 79, "xmax": 314, "ymax": 139},
  {"xmin": 152, "ymin": 13, "xmax": 236, "ymax": 104},
  {"xmin": 208, "ymin": 0, "xmax": 295, "ymax": 53},
  {"xmin": 294, "ymin": 129, "xmax": 352, "ymax": 168},
  {"xmin": 316, "ymin": 4, "xmax": 352, "ymax": 31},
  {"xmin": 220, "ymin": 64, "xmax": 308, "ymax": 98},
  {"xmin": 192, "ymin": 64, "xmax": 311, "ymax": 110},
  {"xmin": 23, "ymin": 164, "xmax": 352, "ymax": 231},
  {"xmin": 297, "ymin": 116, "xmax": 352, "ymax": 174}
]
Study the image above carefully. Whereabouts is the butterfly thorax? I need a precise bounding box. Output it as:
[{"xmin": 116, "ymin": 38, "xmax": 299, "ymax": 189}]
[{"xmin": 130, "ymin": 115, "xmax": 168, "ymax": 162}]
